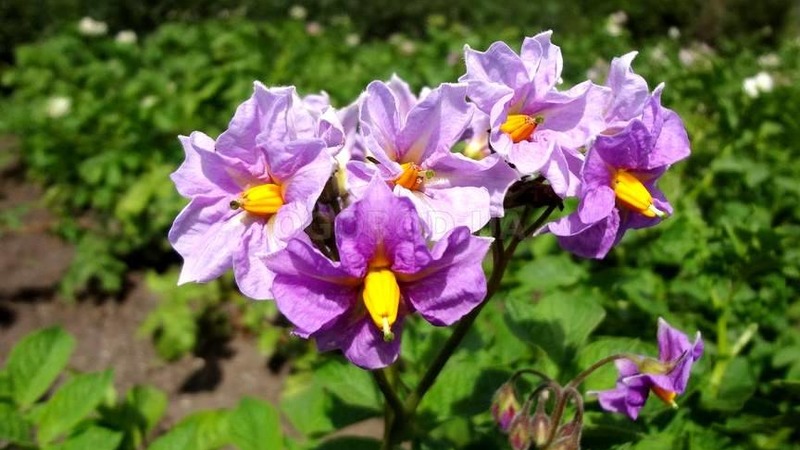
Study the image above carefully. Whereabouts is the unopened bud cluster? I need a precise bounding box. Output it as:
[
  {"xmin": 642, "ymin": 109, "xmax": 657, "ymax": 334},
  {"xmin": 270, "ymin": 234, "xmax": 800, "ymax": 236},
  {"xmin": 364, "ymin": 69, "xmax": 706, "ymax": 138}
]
[{"xmin": 491, "ymin": 377, "xmax": 584, "ymax": 450}]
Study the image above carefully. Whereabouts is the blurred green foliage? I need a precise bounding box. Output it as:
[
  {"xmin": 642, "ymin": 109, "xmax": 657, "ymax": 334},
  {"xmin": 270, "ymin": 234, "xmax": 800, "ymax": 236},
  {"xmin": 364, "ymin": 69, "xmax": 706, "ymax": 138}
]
[
  {"xmin": 0, "ymin": 7, "xmax": 798, "ymax": 450},
  {"xmin": 0, "ymin": 327, "xmax": 167, "ymax": 449}
]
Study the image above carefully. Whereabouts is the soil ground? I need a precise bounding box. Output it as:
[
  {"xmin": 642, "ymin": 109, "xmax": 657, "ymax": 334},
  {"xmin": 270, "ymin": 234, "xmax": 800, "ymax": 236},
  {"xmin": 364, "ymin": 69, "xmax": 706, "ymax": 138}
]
[{"xmin": 0, "ymin": 136, "xmax": 380, "ymax": 440}]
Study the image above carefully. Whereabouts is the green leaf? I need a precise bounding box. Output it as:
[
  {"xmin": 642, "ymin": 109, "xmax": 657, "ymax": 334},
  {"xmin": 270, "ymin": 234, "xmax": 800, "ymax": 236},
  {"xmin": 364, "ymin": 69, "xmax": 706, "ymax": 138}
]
[
  {"xmin": 229, "ymin": 397, "xmax": 283, "ymax": 450},
  {"xmin": 0, "ymin": 402, "xmax": 33, "ymax": 445},
  {"xmin": 45, "ymin": 426, "xmax": 123, "ymax": 450},
  {"xmin": 148, "ymin": 410, "xmax": 231, "ymax": 450},
  {"xmin": 702, "ymin": 357, "xmax": 758, "ymax": 412},
  {"xmin": 314, "ymin": 359, "xmax": 381, "ymax": 410},
  {"xmin": 36, "ymin": 370, "xmax": 114, "ymax": 445},
  {"xmin": 5, "ymin": 327, "xmax": 76, "ymax": 408},
  {"xmin": 126, "ymin": 385, "xmax": 167, "ymax": 436},
  {"xmin": 99, "ymin": 384, "xmax": 167, "ymax": 447},
  {"xmin": 281, "ymin": 358, "xmax": 381, "ymax": 438},
  {"xmin": 505, "ymin": 290, "xmax": 605, "ymax": 365}
]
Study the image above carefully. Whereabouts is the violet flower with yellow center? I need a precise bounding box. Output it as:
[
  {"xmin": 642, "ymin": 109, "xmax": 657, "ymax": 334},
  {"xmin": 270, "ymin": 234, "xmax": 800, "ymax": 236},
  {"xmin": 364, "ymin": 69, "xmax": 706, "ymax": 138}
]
[
  {"xmin": 168, "ymin": 82, "xmax": 336, "ymax": 299},
  {"xmin": 348, "ymin": 75, "xmax": 517, "ymax": 241},
  {"xmin": 594, "ymin": 318, "xmax": 704, "ymax": 420},
  {"xmin": 264, "ymin": 176, "xmax": 492, "ymax": 369},
  {"xmin": 459, "ymin": 31, "xmax": 611, "ymax": 195},
  {"xmin": 543, "ymin": 88, "xmax": 690, "ymax": 259}
]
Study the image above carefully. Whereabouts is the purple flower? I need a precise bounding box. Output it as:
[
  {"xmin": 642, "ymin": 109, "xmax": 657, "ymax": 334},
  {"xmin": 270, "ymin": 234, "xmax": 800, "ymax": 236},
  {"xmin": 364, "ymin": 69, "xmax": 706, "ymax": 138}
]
[
  {"xmin": 169, "ymin": 82, "xmax": 335, "ymax": 299},
  {"xmin": 348, "ymin": 76, "xmax": 517, "ymax": 240},
  {"xmin": 595, "ymin": 318, "xmax": 704, "ymax": 420},
  {"xmin": 543, "ymin": 87, "xmax": 690, "ymax": 259},
  {"xmin": 460, "ymin": 31, "xmax": 610, "ymax": 194},
  {"xmin": 263, "ymin": 176, "xmax": 491, "ymax": 369},
  {"xmin": 603, "ymin": 51, "xmax": 650, "ymax": 132}
]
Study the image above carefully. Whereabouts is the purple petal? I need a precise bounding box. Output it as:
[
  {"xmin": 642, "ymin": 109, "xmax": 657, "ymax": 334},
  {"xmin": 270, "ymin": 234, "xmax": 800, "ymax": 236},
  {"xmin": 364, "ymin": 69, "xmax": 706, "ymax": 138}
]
[
  {"xmin": 548, "ymin": 210, "xmax": 621, "ymax": 259},
  {"xmin": 506, "ymin": 136, "xmax": 554, "ymax": 175},
  {"xmin": 251, "ymin": 83, "xmax": 295, "ymax": 146},
  {"xmin": 616, "ymin": 358, "xmax": 641, "ymax": 378},
  {"xmin": 386, "ymin": 74, "xmax": 418, "ymax": 118},
  {"xmin": 316, "ymin": 316, "xmax": 403, "ymax": 369},
  {"xmin": 400, "ymin": 227, "xmax": 491, "ymax": 325},
  {"xmin": 171, "ymin": 132, "xmax": 243, "ymax": 198},
  {"xmin": 169, "ymin": 197, "xmax": 245, "ymax": 284},
  {"xmin": 461, "ymin": 43, "xmax": 526, "ymax": 121},
  {"xmin": 281, "ymin": 150, "xmax": 334, "ymax": 207},
  {"xmin": 396, "ymin": 83, "xmax": 473, "ymax": 164},
  {"xmin": 520, "ymin": 30, "xmax": 563, "ymax": 97},
  {"xmin": 335, "ymin": 175, "xmax": 428, "ymax": 275},
  {"xmin": 261, "ymin": 138, "xmax": 329, "ymax": 183},
  {"xmin": 360, "ymin": 81, "xmax": 402, "ymax": 161},
  {"xmin": 604, "ymin": 52, "xmax": 649, "ymax": 124},
  {"xmin": 596, "ymin": 385, "xmax": 640, "ymax": 419},
  {"xmin": 425, "ymin": 152, "xmax": 518, "ymax": 218},
  {"xmin": 593, "ymin": 120, "xmax": 653, "ymax": 170},
  {"xmin": 399, "ymin": 185, "xmax": 491, "ymax": 241},
  {"xmin": 232, "ymin": 222, "xmax": 277, "ymax": 300},
  {"xmin": 540, "ymin": 144, "xmax": 584, "ymax": 198},
  {"xmin": 578, "ymin": 186, "xmax": 615, "ymax": 224},
  {"xmin": 265, "ymin": 236, "xmax": 359, "ymax": 335},
  {"xmin": 535, "ymin": 82, "xmax": 611, "ymax": 149},
  {"xmin": 657, "ymin": 317, "xmax": 692, "ymax": 362}
]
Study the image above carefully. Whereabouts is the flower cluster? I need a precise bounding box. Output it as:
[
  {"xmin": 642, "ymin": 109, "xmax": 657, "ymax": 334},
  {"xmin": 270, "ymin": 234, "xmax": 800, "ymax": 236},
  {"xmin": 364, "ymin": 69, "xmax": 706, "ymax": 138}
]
[
  {"xmin": 491, "ymin": 319, "xmax": 703, "ymax": 450},
  {"xmin": 168, "ymin": 31, "xmax": 691, "ymax": 368}
]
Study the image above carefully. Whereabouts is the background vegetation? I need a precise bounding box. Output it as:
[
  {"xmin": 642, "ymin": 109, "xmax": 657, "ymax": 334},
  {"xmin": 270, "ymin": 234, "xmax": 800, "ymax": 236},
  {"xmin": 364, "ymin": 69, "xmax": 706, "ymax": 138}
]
[{"xmin": 0, "ymin": 1, "xmax": 798, "ymax": 448}]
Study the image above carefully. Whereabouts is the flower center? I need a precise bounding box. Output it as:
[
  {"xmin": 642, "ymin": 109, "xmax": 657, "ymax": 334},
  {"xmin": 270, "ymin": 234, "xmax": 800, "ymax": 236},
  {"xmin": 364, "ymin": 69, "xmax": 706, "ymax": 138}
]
[
  {"xmin": 612, "ymin": 171, "xmax": 666, "ymax": 218},
  {"xmin": 500, "ymin": 114, "xmax": 543, "ymax": 143},
  {"xmin": 362, "ymin": 267, "xmax": 400, "ymax": 342},
  {"xmin": 230, "ymin": 183, "xmax": 284, "ymax": 216},
  {"xmin": 394, "ymin": 162, "xmax": 433, "ymax": 191}
]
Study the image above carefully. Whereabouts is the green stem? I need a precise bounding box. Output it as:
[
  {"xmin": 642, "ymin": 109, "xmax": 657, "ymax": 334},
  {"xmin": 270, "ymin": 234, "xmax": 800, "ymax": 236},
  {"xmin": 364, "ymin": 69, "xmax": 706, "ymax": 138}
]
[
  {"xmin": 403, "ymin": 205, "xmax": 557, "ymax": 422},
  {"xmin": 372, "ymin": 367, "xmax": 404, "ymax": 417}
]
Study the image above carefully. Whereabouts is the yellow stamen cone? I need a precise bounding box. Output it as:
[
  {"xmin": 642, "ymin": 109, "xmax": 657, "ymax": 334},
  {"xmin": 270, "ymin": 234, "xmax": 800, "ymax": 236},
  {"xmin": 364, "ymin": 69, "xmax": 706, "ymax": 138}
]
[
  {"xmin": 234, "ymin": 183, "xmax": 284, "ymax": 216},
  {"xmin": 395, "ymin": 162, "xmax": 425, "ymax": 191},
  {"xmin": 362, "ymin": 268, "xmax": 400, "ymax": 342},
  {"xmin": 500, "ymin": 114, "xmax": 541, "ymax": 143},
  {"xmin": 651, "ymin": 386, "xmax": 678, "ymax": 408},
  {"xmin": 613, "ymin": 171, "xmax": 665, "ymax": 218}
]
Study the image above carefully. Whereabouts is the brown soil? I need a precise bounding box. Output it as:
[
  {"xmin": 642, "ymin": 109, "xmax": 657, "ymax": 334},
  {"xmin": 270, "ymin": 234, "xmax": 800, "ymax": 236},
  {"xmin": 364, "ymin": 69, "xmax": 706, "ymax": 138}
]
[{"xmin": 0, "ymin": 136, "xmax": 381, "ymax": 440}]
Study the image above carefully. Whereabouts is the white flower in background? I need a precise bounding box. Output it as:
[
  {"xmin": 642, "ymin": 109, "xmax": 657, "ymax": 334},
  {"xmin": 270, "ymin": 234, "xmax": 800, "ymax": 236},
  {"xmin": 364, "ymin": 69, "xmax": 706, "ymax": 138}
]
[
  {"xmin": 46, "ymin": 96, "xmax": 71, "ymax": 118},
  {"xmin": 305, "ymin": 21, "xmax": 323, "ymax": 36},
  {"xmin": 668, "ymin": 26, "xmax": 681, "ymax": 40},
  {"xmin": 679, "ymin": 42, "xmax": 715, "ymax": 68},
  {"xmin": 743, "ymin": 72, "xmax": 775, "ymax": 98},
  {"xmin": 758, "ymin": 53, "xmax": 780, "ymax": 68},
  {"xmin": 605, "ymin": 11, "xmax": 628, "ymax": 36},
  {"xmin": 78, "ymin": 17, "xmax": 108, "ymax": 36},
  {"xmin": 140, "ymin": 95, "xmax": 158, "ymax": 109},
  {"xmin": 399, "ymin": 40, "xmax": 417, "ymax": 55},
  {"xmin": 115, "ymin": 30, "xmax": 137, "ymax": 44},
  {"xmin": 586, "ymin": 58, "xmax": 609, "ymax": 82},
  {"xmin": 649, "ymin": 45, "xmax": 668, "ymax": 65},
  {"xmin": 345, "ymin": 33, "xmax": 360, "ymax": 47},
  {"xmin": 289, "ymin": 5, "xmax": 308, "ymax": 20}
]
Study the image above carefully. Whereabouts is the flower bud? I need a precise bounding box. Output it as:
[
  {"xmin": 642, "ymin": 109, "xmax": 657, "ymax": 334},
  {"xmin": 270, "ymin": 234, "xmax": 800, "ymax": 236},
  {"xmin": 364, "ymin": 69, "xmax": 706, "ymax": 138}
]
[
  {"xmin": 507, "ymin": 414, "xmax": 532, "ymax": 450},
  {"xmin": 491, "ymin": 382, "xmax": 521, "ymax": 432},
  {"xmin": 549, "ymin": 420, "xmax": 582, "ymax": 450},
  {"xmin": 530, "ymin": 393, "xmax": 552, "ymax": 447}
]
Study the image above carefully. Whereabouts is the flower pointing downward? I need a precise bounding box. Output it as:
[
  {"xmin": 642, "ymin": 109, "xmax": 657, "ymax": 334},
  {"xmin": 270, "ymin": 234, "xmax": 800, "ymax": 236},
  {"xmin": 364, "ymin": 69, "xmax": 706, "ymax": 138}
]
[{"xmin": 594, "ymin": 318, "xmax": 704, "ymax": 420}]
